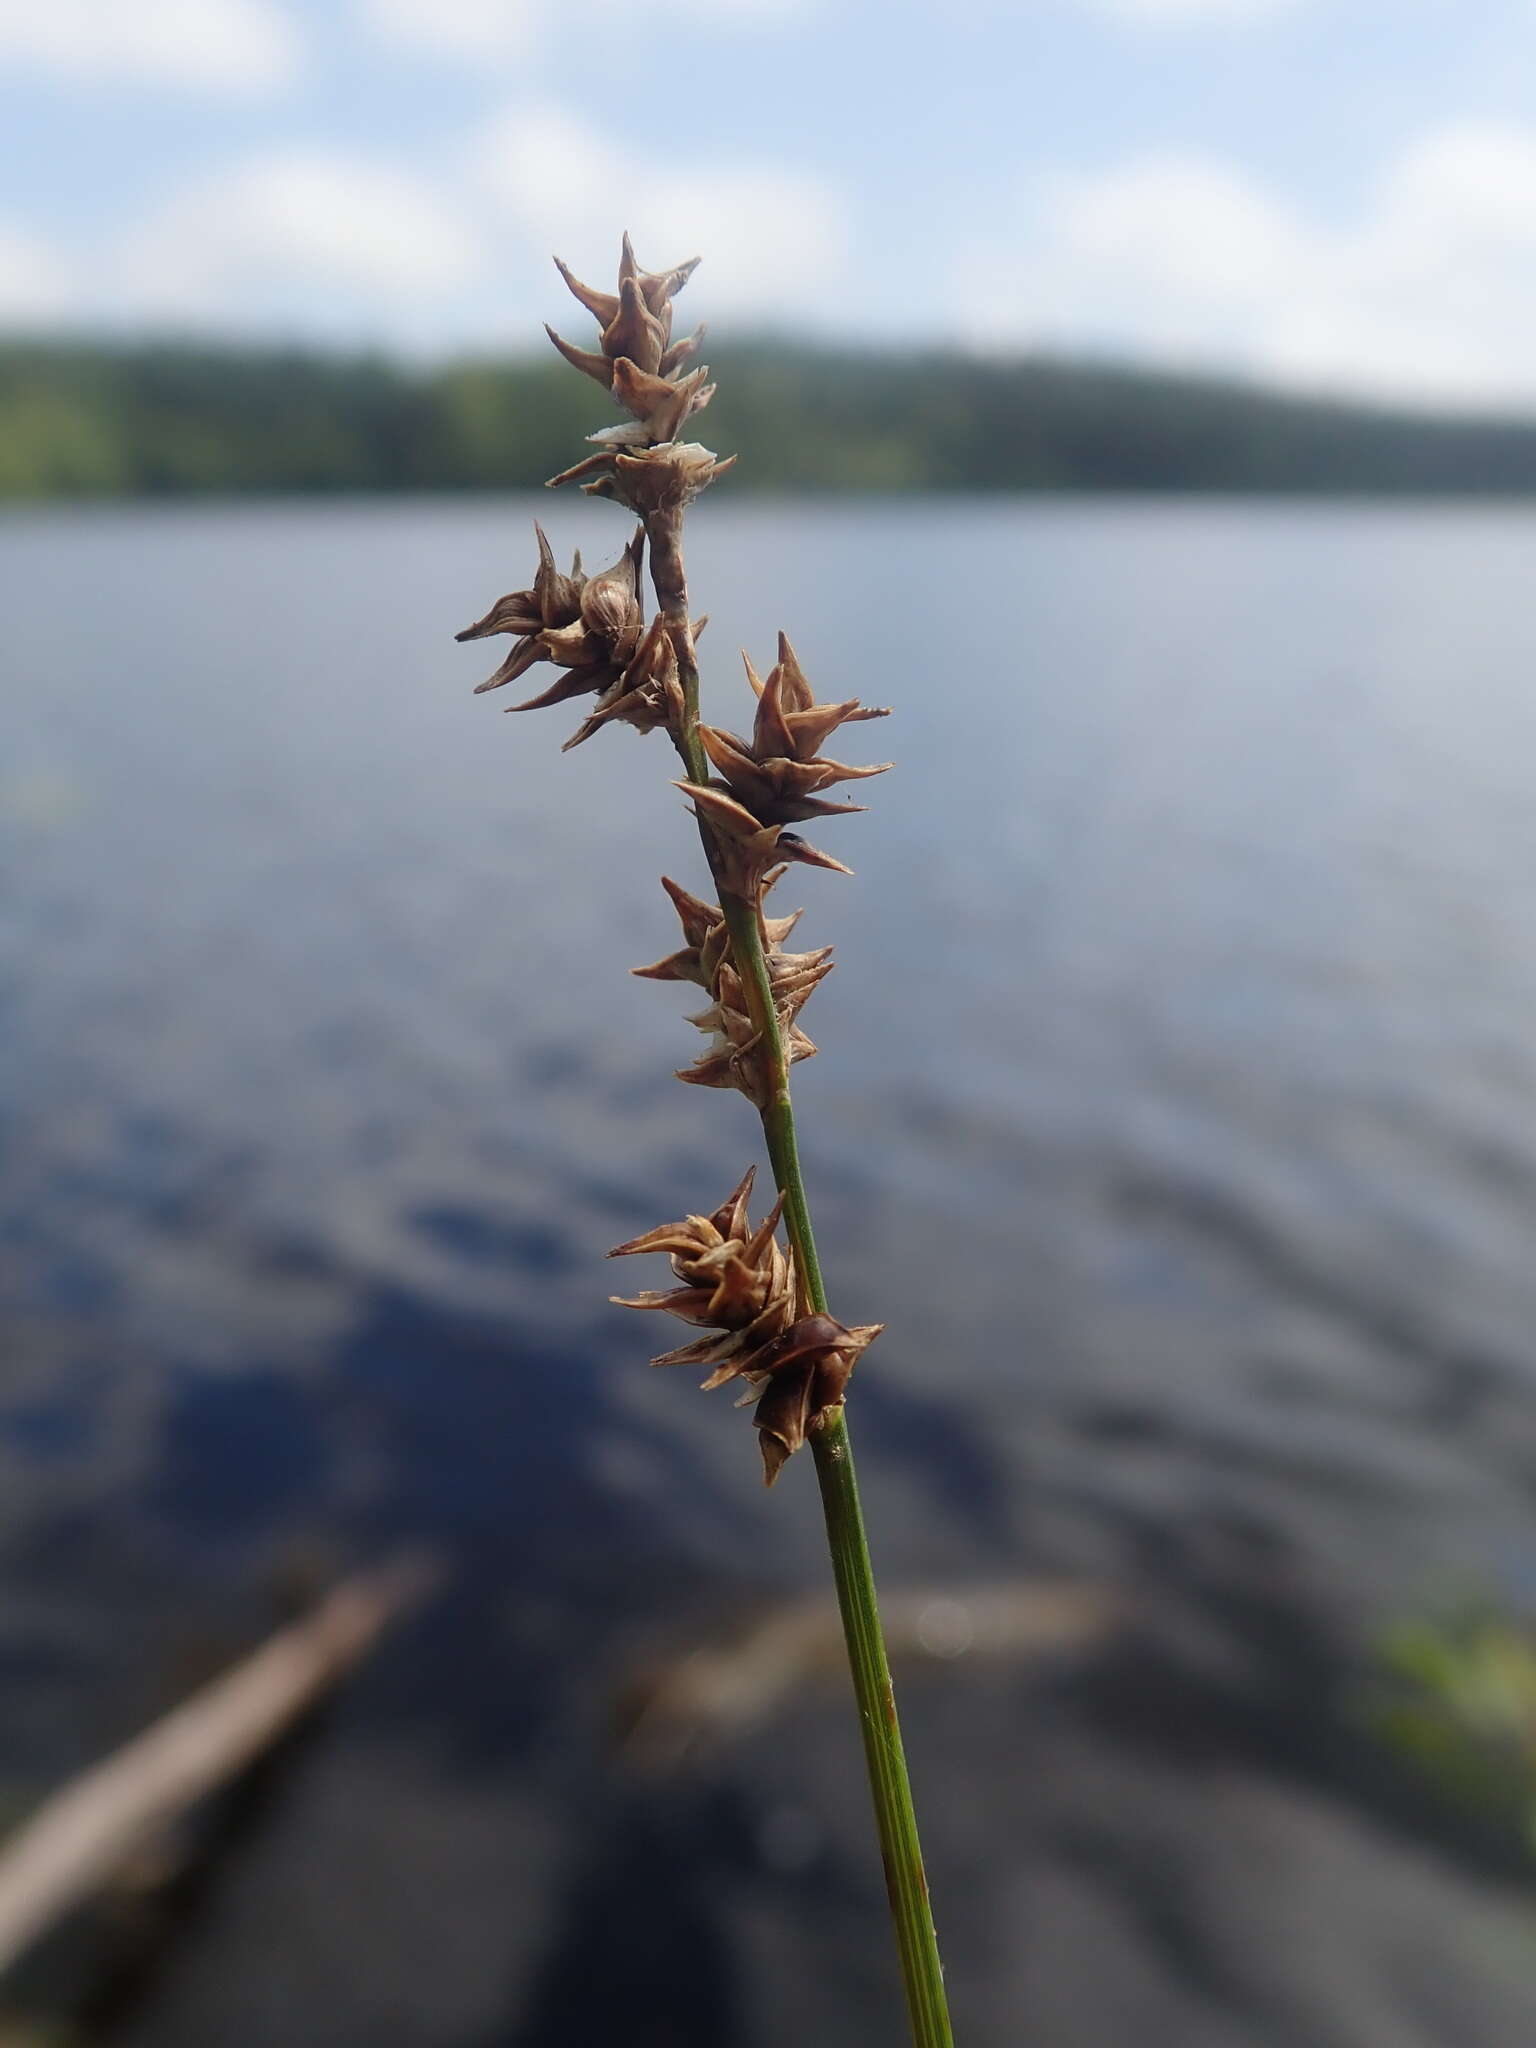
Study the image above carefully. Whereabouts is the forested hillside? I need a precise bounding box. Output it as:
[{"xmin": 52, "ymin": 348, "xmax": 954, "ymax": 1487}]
[{"xmin": 3, "ymin": 337, "xmax": 1534, "ymax": 498}]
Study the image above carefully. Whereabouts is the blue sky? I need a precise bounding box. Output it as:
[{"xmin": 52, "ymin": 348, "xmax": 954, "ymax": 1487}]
[{"xmin": 3, "ymin": 0, "xmax": 1535, "ymax": 407}]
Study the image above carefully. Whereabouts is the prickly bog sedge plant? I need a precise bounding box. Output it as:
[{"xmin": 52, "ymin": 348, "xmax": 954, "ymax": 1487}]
[{"xmin": 455, "ymin": 239, "xmax": 954, "ymax": 2047}]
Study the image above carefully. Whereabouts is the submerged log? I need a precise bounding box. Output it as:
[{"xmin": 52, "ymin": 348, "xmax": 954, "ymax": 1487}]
[
  {"xmin": 0, "ymin": 1561, "xmax": 431, "ymax": 1978},
  {"xmin": 617, "ymin": 1577, "xmax": 1122, "ymax": 1765}
]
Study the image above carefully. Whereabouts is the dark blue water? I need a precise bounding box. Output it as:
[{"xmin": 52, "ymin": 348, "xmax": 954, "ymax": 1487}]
[{"xmin": 7, "ymin": 495, "xmax": 1536, "ymax": 2043}]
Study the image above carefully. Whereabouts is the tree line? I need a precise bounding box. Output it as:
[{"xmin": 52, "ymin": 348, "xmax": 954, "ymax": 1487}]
[{"xmin": 3, "ymin": 336, "xmax": 1534, "ymax": 498}]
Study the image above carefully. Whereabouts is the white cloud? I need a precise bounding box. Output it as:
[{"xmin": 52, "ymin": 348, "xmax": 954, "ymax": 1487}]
[
  {"xmin": 0, "ymin": 218, "xmax": 72, "ymax": 322},
  {"xmin": 661, "ymin": 0, "xmax": 812, "ymax": 16},
  {"xmin": 477, "ymin": 104, "xmax": 847, "ymax": 321},
  {"xmin": 1092, "ymin": 0, "xmax": 1297, "ymax": 21},
  {"xmin": 357, "ymin": 0, "xmax": 806, "ymax": 59},
  {"xmin": 115, "ymin": 149, "xmax": 487, "ymax": 332},
  {"xmin": 0, "ymin": 0, "xmax": 301, "ymax": 92},
  {"xmin": 953, "ymin": 121, "xmax": 1536, "ymax": 408},
  {"xmin": 357, "ymin": 0, "xmax": 537, "ymax": 59},
  {"xmin": 1382, "ymin": 124, "xmax": 1536, "ymax": 254},
  {"xmin": 921, "ymin": 0, "xmax": 1297, "ymax": 19}
]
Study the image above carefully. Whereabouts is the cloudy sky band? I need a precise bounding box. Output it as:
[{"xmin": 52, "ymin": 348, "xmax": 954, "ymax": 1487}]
[{"xmin": 2, "ymin": 0, "xmax": 1534, "ymax": 409}]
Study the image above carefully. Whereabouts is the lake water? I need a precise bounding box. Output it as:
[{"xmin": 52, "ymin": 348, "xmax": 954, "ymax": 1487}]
[{"xmin": 6, "ymin": 494, "xmax": 1536, "ymax": 2044}]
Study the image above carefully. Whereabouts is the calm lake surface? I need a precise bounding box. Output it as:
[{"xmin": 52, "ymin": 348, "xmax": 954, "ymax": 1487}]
[{"xmin": 7, "ymin": 494, "xmax": 1536, "ymax": 2044}]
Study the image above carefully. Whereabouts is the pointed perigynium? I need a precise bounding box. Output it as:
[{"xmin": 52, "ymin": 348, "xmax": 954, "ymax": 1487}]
[
  {"xmin": 543, "ymin": 234, "xmax": 734, "ymax": 514},
  {"xmin": 633, "ymin": 874, "xmax": 833, "ymax": 1107},
  {"xmin": 608, "ymin": 1166, "xmax": 882, "ymax": 1484},
  {"xmin": 454, "ymin": 522, "xmax": 585, "ymax": 697}
]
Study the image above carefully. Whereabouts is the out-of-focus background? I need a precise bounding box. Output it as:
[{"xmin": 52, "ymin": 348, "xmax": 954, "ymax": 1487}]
[{"xmin": 8, "ymin": 4, "xmax": 1536, "ymax": 2043}]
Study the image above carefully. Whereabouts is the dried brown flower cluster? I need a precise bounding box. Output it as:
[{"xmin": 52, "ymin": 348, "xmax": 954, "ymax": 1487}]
[
  {"xmin": 686, "ymin": 634, "xmax": 891, "ymax": 894},
  {"xmin": 609, "ymin": 1167, "xmax": 881, "ymax": 1484},
  {"xmin": 454, "ymin": 525, "xmax": 708, "ymax": 751},
  {"xmin": 543, "ymin": 234, "xmax": 734, "ymax": 515},
  {"xmin": 633, "ymin": 874, "xmax": 832, "ymax": 1107},
  {"xmin": 455, "ymin": 236, "xmax": 889, "ymax": 1482}
]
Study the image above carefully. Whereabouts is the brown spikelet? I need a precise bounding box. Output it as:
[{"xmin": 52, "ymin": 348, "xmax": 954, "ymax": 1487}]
[
  {"xmin": 563, "ymin": 611, "xmax": 700, "ymax": 751},
  {"xmin": 632, "ymin": 872, "xmax": 835, "ymax": 1106},
  {"xmin": 752, "ymin": 1317, "xmax": 882, "ymax": 1485},
  {"xmin": 609, "ymin": 1174, "xmax": 880, "ymax": 1481},
  {"xmin": 530, "ymin": 237, "xmax": 732, "ymax": 508},
  {"xmin": 543, "ymin": 240, "xmax": 713, "ymax": 459},
  {"xmin": 698, "ymin": 638, "xmax": 892, "ymax": 826},
  {"xmin": 609, "ymin": 1169, "xmax": 794, "ymax": 1378},
  {"xmin": 458, "ymin": 529, "xmax": 659, "ymax": 727}
]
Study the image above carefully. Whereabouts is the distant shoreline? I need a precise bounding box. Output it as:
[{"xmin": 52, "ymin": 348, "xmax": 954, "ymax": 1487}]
[{"xmin": 5, "ymin": 337, "xmax": 1536, "ymax": 500}]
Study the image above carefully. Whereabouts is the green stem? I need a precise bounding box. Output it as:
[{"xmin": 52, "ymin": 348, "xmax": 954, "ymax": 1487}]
[
  {"xmin": 715, "ymin": 891, "xmax": 825, "ymax": 1303},
  {"xmin": 813, "ymin": 1407, "xmax": 952, "ymax": 2048},
  {"xmin": 724, "ymin": 900, "xmax": 951, "ymax": 2048},
  {"xmin": 646, "ymin": 510, "xmax": 954, "ymax": 2048}
]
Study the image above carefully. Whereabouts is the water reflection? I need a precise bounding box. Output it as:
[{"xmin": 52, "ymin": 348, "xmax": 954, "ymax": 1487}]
[{"xmin": 5, "ymin": 496, "xmax": 1536, "ymax": 2042}]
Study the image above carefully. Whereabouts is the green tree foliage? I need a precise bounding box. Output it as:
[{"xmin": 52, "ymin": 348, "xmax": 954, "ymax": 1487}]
[{"xmin": 3, "ymin": 336, "xmax": 1536, "ymax": 499}]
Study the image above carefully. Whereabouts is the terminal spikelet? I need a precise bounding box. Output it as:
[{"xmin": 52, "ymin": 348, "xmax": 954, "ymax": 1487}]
[{"xmin": 542, "ymin": 234, "xmax": 731, "ymax": 514}]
